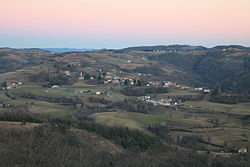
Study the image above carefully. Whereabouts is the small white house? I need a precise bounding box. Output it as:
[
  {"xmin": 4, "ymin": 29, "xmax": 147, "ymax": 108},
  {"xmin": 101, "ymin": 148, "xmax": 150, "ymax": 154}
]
[
  {"xmin": 195, "ymin": 87, "xmax": 203, "ymax": 91},
  {"xmin": 79, "ymin": 72, "xmax": 84, "ymax": 80},
  {"xmin": 96, "ymin": 91, "xmax": 102, "ymax": 95},
  {"xmin": 204, "ymin": 89, "xmax": 211, "ymax": 93},
  {"xmin": 6, "ymin": 86, "xmax": 12, "ymax": 90},
  {"xmin": 51, "ymin": 85, "xmax": 59, "ymax": 88}
]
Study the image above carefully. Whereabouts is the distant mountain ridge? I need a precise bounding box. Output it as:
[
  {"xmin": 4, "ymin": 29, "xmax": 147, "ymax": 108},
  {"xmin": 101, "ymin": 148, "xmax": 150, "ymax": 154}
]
[
  {"xmin": 119, "ymin": 45, "xmax": 208, "ymax": 52},
  {"xmin": 118, "ymin": 45, "xmax": 250, "ymax": 52},
  {"xmin": 211, "ymin": 45, "xmax": 250, "ymax": 51},
  {"xmin": 42, "ymin": 48, "xmax": 96, "ymax": 53}
]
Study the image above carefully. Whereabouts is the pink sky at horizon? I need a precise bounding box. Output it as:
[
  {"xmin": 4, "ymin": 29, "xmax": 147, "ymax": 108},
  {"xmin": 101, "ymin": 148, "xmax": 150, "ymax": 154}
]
[{"xmin": 0, "ymin": 0, "xmax": 250, "ymax": 48}]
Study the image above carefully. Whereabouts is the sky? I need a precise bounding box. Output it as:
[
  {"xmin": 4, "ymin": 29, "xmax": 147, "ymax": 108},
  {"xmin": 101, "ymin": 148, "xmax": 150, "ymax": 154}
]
[{"xmin": 0, "ymin": 0, "xmax": 250, "ymax": 49}]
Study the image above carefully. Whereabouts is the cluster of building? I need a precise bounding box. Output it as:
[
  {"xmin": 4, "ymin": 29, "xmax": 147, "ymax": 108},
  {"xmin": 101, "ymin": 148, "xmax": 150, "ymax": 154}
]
[
  {"xmin": 153, "ymin": 50, "xmax": 177, "ymax": 53},
  {"xmin": 74, "ymin": 89, "xmax": 103, "ymax": 95},
  {"xmin": 139, "ymin": 96, "xmax": 179, "ymax": 107},
  {"xmin": 74, "ymin": 89, "xmax": 91, "ymax": 94},
  {"xmin": 0, "ymin": 102, "xmax": 12, "ymax": 108},
  {"xmin": 103, "ymin": 75, "xmax": 123, "ymax": 84},
  {"xmin": 2, "ymin": 81, "xmax": 23, "ymax": 90},
  {"xmin": 104, "ymin": 76, "xmax": 140, "ymax": 85},
  {"xmin": 157, "ymin": 98, "xmax": 178, "ymax": 107},
  {"xmin": 73, "ymin": 89, "xmax": 104, "ymax": 95},
  {"xmin": 75, "ymin": 69, "xmax": 193, "ymax": 90},
  {"xmin": 103, "ymin": 75, "xmax": 191, "ymax": 90}
]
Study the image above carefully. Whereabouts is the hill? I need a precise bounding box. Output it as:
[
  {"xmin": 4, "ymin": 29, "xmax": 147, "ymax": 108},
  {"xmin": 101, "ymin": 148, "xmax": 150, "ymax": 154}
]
[
  {"xmin": 1, "ymin": 45, "xmax": 250, "ymax": 166},
  {"xmin": 114, "ymin": 45, "xmax": 250, "ymax": 93},
  {"xmin": 0, "ymin": 48, "xmax": 53, "ymax": 73},
  {"xmin": 1, "ymin": 45, "xmax": 250, "ymax": 93},
  {"xmin": 42, "ymin": 48, "xmax": 96, "ymax": 53},
  {"xmin": 119, "ymin": 45, "xmax": 207, "ymax": 52}
]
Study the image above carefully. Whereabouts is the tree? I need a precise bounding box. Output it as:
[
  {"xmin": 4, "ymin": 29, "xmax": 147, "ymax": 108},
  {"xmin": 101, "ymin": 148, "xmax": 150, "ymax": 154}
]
[
  {"xmin": 136, "ymin": 79, "xmax": 142, "ymax": 86},
  {"xmin": 2, "ymin": 81, "xmax": 7, "ymax": 88},
  {"xmin": 84, "ymin": 74, "xmax": 91, "ymax": 80},
  {"xmin": 241, "ymin": 119, "xmax": 249, "ymax": 129},
  {"xmin": 208, "ymin": 136, "xmax": 211, "ymax": 143},
  {"xmin": 124, "ymin": 79, "xmax": 129, "ymax": 86}
]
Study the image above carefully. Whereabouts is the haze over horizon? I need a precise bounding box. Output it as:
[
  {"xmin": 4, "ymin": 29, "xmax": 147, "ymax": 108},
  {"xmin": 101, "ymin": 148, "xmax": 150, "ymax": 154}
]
[{"xmin": 1, "ymin": 0, "xmax": 250, "ymax": 48}]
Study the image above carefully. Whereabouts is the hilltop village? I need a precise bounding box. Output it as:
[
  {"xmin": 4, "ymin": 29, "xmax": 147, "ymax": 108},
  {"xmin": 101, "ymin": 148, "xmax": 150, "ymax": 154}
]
[{"xmin": 37, "ymin": 69, "xmax": 211, "ymax": 107}]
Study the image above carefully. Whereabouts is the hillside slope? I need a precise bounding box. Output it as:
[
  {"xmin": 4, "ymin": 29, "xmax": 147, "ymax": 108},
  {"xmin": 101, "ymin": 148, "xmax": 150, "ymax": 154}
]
[
  {"xmin": 1, "ymin": 45, "xmax": 250, "ymax": 93},
  {"xmin": 0, "ymin": 48, "xmax": 52, "ymax": 73}
]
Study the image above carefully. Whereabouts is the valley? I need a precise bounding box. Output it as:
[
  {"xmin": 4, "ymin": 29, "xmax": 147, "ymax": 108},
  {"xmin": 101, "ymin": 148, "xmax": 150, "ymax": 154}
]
[{"xmin": 0, "ymin": 45, "xmax": 250, "ymax": 167}]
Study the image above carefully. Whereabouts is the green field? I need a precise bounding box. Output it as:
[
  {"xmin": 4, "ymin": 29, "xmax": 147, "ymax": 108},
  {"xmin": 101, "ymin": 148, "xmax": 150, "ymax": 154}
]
[
  {"xmin": 94, "ymin": 112, "xmax": 167, "ymax": 130},
  {"xmin": 3, "ymin": 79, "xmax": 250, "ymax": 152},
  {"xmin": 0, "ymin": 52, "xmax": 250, "ymax": 154},
  {"xmin": 29, "ymin": 101, "xmax": 76, "ymax": 117},
  {"xmin": 94, "ymin": 111, "xmax": 214, "ymax": 130}
]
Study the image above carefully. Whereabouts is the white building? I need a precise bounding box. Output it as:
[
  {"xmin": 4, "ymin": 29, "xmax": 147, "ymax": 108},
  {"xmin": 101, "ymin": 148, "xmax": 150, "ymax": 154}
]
[
  {"xmin": 96, "ymin": 91, "xmax": 102, "ymax": 95},
  {"xmin": 238, "ymin": 148, "xmax": 248, "ymax": 154},
  {"xmin": 79, "ymin": 72, "xmax": 84, "ymax": 80},
  {"xmin": 51, "ymin": 85, "xmax": 59, "ymax": 88},
  {"xmin": 204, "ymin": 89, "xmax": 211, "ymax": 93}
]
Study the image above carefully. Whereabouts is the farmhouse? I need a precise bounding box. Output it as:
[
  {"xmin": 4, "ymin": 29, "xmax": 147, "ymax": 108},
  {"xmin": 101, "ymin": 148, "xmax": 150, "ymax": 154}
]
[
  {"xmin": 195, "ymin": 87, "xmax": 203, "ymax": 91},
  {"xmin": 64, "ymin": 70, "xmax": 70, "ymax": 76},
  {"xmin": 5, "ymin": 81, "xmax": 23, "ymax": 90},
  {"xmin": 95, "ymin": 91, "xmax": 102, "ymax": 95},
  {"xmin": 51, "ymin": 85, "xmax": 60, "ymax": 88},
  {"xmin": 157, "ymin": 99, "xmax": 172, "ymax": 106},
  {"xmin": 238, "ymin": 148, "xmax": 248, "ymax": 154},
  {"xmin": 203, "ymin": 89, "xmax": 211, "ymax": 93}
]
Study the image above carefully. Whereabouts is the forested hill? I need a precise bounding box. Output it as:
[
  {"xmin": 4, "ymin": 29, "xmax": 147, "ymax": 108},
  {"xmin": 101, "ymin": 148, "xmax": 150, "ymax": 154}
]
[{"xmin": 117, "ymin": 45, "xmax": 250, "ymax": 94}]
